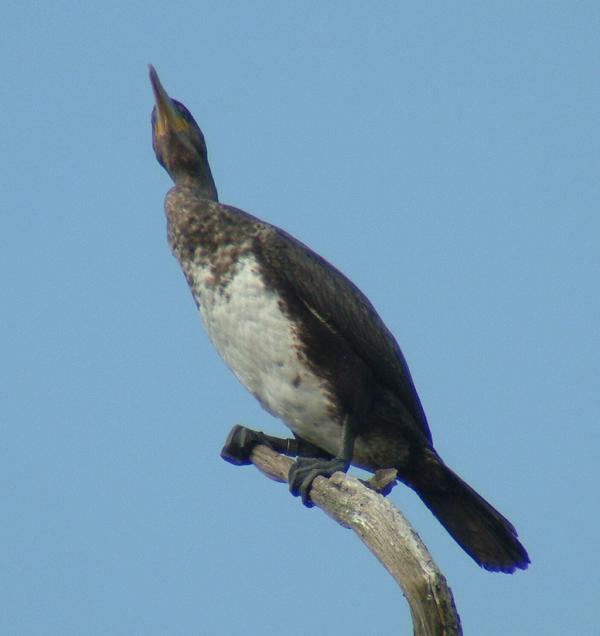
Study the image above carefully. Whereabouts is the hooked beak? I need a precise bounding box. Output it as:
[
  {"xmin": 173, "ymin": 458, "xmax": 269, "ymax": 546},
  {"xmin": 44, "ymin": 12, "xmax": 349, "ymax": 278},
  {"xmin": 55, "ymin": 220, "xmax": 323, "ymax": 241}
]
[{"xmin": 149, "ymin": 65, "xmax": 189, "ymax": 137}]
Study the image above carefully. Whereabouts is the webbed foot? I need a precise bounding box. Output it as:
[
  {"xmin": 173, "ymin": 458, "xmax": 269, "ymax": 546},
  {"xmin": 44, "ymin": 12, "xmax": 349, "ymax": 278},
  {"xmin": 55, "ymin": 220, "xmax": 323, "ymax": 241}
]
[
  {"xmin": 221, "ymin": 425, "xmax": 298, "ymax": 465},
  {"xmin": 220, "ymin": 425, "xmax": 267, "ymax": 465},
  {"xmin": 288, "ymin": 457, "xmax": 349, "ymax": 507}
]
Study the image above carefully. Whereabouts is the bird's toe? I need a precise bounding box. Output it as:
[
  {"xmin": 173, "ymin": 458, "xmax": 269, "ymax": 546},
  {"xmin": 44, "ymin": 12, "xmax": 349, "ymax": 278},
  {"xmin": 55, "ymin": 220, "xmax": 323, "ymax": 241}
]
[
  {"xmin": 288, "ymin": 457, "xmax": 348, "ymax": 507},
  {"xmin": 220, "ymin": 425, "xmax": 264, "ymax": 465}
]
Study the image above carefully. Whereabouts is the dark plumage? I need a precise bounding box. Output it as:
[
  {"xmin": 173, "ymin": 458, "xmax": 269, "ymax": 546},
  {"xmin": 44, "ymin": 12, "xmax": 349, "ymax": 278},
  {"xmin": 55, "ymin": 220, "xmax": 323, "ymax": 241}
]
[{"xmin": 149, "ymin": 65, "xmax": 530, "ymax": 573}]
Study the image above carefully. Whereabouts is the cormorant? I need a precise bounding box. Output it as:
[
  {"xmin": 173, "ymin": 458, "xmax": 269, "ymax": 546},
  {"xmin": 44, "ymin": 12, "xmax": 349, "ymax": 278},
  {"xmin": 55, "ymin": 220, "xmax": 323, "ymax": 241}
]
[{"xmin": 149, "ymin": 65, "xmax": 529, "ymax": 573}]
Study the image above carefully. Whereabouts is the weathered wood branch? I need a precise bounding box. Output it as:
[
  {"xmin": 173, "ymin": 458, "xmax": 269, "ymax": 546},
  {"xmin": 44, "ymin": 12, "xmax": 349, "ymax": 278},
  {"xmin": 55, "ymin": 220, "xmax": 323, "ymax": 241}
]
[{"xmin": 247, "ymin": 444, "xmax": 463, "ymax": 636}]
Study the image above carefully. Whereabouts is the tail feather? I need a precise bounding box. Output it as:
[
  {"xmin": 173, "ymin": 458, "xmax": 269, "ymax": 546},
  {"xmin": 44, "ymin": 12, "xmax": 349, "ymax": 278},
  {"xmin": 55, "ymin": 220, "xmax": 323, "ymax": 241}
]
[{"xmin": 410, "ymin": 454, "xmax": 530, "ymax": 573}]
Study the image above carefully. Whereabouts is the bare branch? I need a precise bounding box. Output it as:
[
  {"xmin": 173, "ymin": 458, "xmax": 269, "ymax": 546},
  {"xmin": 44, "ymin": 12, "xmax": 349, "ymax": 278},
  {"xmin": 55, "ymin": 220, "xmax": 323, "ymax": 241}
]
[{"xmin": 247, "ymin": 444, "xmax": 463, "ymax": 636}]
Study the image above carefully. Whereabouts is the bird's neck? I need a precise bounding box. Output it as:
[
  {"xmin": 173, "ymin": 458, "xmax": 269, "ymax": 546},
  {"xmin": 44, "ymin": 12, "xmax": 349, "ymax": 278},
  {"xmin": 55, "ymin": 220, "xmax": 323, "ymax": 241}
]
[{"xmin": 172, "ymin": 167, "xmax": 218, "ymax": 202}]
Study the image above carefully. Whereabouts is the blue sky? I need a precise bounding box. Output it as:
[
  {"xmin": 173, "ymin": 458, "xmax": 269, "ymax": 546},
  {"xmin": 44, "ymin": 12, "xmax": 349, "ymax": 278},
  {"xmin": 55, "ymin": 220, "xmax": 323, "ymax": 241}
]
[{"xmin": 2, "ymin": 2, "xmax": 599, "ymax": 634}]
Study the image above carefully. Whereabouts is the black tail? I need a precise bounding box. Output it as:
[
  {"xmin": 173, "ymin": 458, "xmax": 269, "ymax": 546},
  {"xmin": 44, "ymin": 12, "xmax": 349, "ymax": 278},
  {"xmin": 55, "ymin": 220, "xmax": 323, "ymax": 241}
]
[{"xmin": 409, "ymin": 452, "xmax": 530, "ymax": 573}]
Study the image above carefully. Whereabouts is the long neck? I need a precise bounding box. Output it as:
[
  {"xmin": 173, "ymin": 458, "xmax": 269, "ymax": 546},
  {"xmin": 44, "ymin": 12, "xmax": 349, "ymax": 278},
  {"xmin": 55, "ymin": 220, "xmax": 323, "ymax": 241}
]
[
  {"xmin": 162, "ymin": 131, "xmax": 219, "ymax": 201},
  {"xmin": 171, "ymin": 157, "xmax": 218, "ymax": 201}
]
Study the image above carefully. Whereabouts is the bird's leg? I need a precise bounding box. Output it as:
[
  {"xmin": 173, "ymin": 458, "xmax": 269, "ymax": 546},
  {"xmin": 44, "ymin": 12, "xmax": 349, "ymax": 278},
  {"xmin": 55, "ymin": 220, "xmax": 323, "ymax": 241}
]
[
  {"xmin": 221, "ymin": 424, "xmax": 299, "ymax": 466},
  {"xmin": 288, "ymin": 415, "xmax": 357, "ymax": 507},
  {"xmin": 295, "ymin": 435, "xmax": 334, "ymax": 460}
]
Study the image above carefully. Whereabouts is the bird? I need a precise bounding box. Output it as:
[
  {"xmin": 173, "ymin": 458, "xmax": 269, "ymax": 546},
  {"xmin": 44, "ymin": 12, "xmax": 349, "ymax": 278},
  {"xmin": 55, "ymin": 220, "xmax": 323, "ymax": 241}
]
[{"xmin": 149, "ymin": 65, "xmax": 530, "ymax": 573}]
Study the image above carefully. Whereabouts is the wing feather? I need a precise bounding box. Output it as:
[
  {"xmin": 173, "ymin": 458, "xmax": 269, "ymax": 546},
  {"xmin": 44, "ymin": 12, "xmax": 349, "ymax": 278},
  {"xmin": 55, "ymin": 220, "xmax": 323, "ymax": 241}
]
[{"xmin": 253, "ymin": 222, "xmax": 431, "ymax": 441}]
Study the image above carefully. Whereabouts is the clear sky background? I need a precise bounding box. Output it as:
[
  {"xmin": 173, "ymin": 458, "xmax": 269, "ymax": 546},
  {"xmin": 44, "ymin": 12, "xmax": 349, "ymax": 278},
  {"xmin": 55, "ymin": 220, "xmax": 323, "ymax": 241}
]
[{"xmin": 2, "ymin": 2, "xmax": 599, "ymax": 634}]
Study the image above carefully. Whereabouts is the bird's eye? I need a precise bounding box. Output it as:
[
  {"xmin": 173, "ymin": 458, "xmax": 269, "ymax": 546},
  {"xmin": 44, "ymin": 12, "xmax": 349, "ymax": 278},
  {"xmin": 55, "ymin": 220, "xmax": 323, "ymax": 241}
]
[{"xmin": 173, "ymin": 101, "xmax": 188, "ymax": 116}]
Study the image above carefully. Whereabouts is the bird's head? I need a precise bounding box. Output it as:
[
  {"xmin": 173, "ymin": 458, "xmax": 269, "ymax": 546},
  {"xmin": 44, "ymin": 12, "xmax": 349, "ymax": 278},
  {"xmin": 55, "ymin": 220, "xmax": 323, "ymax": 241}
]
[{"xmin": 149, "ymin": 65, "xmax": 217, "ymax": 198}]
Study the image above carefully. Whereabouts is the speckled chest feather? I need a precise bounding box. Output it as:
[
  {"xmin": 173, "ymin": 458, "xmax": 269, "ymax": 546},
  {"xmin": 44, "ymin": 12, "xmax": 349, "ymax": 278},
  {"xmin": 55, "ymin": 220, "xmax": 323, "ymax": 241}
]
[{"xmin": 166, "ymin": 189, "xmax": 344, "ymax": 454}]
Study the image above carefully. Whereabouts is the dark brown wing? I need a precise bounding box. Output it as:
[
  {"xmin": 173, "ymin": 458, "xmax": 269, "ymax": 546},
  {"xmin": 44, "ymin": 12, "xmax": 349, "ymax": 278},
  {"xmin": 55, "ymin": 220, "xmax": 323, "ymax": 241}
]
[{"xmin": 253, "ymin": 221, "xmax": 432, "ymax": 442}]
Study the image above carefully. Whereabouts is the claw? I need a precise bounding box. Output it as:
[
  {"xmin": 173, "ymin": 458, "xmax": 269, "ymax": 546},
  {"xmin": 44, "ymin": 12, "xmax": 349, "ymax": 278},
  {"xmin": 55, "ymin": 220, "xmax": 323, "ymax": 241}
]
[{"xmin": 288, "ymin": 457, "xmax": 349, "ymax": 507}]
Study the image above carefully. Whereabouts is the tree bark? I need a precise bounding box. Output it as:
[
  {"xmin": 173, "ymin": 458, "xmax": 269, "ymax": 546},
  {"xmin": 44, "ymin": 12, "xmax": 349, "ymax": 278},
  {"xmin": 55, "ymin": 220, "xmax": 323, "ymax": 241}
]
[{"xmin": 246, "ymin": 443, "xmax": 463, "ymax": 636}]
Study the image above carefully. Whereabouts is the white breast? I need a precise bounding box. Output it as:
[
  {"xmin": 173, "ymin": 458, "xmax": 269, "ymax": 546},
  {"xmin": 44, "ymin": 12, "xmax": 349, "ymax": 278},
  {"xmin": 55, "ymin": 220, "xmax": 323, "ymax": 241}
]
[{"xmin": 185, "ymin": 254, "xmax": 342, "ymax": 455}]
